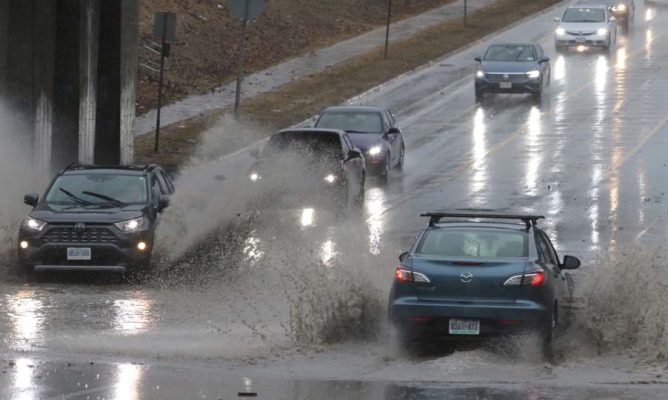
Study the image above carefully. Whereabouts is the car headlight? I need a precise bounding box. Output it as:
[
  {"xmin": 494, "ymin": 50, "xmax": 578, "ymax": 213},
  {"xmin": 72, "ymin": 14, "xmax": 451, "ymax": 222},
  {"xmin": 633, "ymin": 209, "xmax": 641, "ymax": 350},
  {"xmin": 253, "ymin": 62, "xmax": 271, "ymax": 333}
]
[
  {"xmin": 597, "ymin": 28, "xmax": 608, "ymax": 36},
  {"xmin": 476, "ymin": 70, "xmax": 485, "ymax": 79},
  {"xmin": 249, "ymin": 172, "xmax": 261, "ymax": 182},
  {"xmin": 527, "ymin": 70, "xmax": 541, "ymax": 79},
  {"xmin": 555, "ymin": 27, "xmax": 565, "ymax": 36},
  {"xmin": 368, "ymin": 146, "xmax": 382, "ymax": 157},
  {"xmin": 613, "ymin": 4, "xmax": 626, "ymax": 11},
  {"xmin": 114, "ymin": 217, "xmax": 144, "ymax": 232},
  {"xmin": 324, "ymin": 174, "xmax": 338, "ymax": 184},
  {"xmin": 23, "ymin": 217, "xmax": 46, "ymax": 232}
]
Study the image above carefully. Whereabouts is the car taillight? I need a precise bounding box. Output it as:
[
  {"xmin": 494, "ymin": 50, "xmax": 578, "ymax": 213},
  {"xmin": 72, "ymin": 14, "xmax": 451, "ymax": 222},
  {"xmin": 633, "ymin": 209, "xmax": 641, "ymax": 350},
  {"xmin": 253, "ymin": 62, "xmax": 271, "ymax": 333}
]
[
  {"xmin": 394, "ymin": 267, "xmax": 430, "ymax": 283},
  {"xmin": 503, "ymin": 271, "xmax": 545, "ymax": 286}
]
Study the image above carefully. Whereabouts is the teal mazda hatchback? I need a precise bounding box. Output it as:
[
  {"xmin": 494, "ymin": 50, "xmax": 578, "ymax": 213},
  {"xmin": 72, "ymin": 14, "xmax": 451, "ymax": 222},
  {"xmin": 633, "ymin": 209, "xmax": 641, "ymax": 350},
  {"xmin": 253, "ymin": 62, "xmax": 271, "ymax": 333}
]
[{"xmin": 388, "ymin": 212, "xmax": 581, "ymax": 352}]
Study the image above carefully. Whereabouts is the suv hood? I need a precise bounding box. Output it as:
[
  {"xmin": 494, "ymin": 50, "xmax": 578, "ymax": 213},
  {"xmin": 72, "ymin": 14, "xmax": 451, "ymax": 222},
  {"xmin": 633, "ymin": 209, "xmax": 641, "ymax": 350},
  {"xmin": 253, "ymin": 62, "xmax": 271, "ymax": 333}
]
[
  {"xmin": 30, "ymin": 204, "xmax": 146, "ymax": 224},
  {"xmin": 480, "ymin": 61, "xmax": 538, "ymax": 73}
]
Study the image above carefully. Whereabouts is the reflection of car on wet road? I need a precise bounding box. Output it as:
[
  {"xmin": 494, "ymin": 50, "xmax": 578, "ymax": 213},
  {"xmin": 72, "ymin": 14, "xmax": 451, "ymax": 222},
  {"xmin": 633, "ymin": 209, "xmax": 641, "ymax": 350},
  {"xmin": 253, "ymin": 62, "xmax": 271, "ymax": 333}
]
[
  {"xmin": 388, "ymin": 212, "xmax": 581, "ymax": 352},
  {"xmin": 577, "ymin": 0, "xmax": 635, "ymax": 28},
  {"xmin": 554, "ymin": 5, "xmax": 617, "ymax": 50},
  {"xmin": 314, "ymin": 106, "xmax": 405, "ymax": 184},
  {"xmin": 247, "ymin": 128, "xmax": 366, "ymax": 211},
  {"xmin": 17, "ymin": 164, "xmax": 174, "ymax": 275},
  {"xmin": 474, "ymin": 43, "xmax": 551, "ymax": 101}
]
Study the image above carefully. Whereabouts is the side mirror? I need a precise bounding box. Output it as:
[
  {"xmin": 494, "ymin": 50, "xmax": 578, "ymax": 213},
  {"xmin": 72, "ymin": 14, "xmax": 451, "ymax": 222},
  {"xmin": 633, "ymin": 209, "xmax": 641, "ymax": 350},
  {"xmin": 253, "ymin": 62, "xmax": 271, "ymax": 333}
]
[
  {"xmin": 399, "ymin": 251, "xmax": 409, "ymax": 262},
  {"xmin": 474, "ymin": 56, "xmax": 482, "ymax": 62},
  {"xmin": 24, "ymin": 193, "xmax": 39, "ymax": 207},
  {"xmin": 347, "ymin": 149, "xmax": 362, "ymax": 160},
  {"xmin": 561, "ymin": 255, "xmax": 581, "ymax": 270},
  {"xmin": 553, "ymin": 17, "xmax": 560, "ymax": 22},
  {"xmin": 157, "ymin": 195, "xmax": 170, "ymax": 212},
  {"xmin": 539, "ymin": 56, "xmax": 550, "ymax": 63},
  {"xmin": 249, "ymin": 149, "xmax": 260, "ymax": 159},
  {"xmin": 388, "ymin": 127, "xmax": 401, "ymax": 135}
]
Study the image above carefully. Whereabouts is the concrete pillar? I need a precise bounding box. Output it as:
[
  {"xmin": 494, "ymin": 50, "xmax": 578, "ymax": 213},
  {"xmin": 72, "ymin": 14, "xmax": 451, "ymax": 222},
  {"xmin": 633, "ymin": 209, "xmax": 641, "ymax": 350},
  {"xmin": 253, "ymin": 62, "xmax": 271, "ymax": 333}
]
[
  {"xmin": 0, "ymin": 0, "xmax": 8, "ymax": 93},
  {"xmin": 119, "ymin": 0, "xmax": 139, "ymax": 165},
  {"xmin": 78, "ymin": 0, "xmax": 100, "ymax": 164},
  {"xmin": 33, "ymin": 0, "xmax": 57, "ymax": 175}
]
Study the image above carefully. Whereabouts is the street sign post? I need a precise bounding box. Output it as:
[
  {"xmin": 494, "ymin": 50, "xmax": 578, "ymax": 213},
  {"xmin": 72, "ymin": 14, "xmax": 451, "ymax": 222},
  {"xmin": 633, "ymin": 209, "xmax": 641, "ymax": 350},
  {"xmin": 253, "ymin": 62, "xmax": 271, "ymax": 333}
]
[
  {"xmin": 228, "ymin": 0, "xmax": 266, "ymax": 115},
  {"xmin": 153, "ymin": 12, "xmax": 176, "ymax": 153},
  {"xmin": 384, "ymin": 0, "xmax": 393, "ymax": 59}
]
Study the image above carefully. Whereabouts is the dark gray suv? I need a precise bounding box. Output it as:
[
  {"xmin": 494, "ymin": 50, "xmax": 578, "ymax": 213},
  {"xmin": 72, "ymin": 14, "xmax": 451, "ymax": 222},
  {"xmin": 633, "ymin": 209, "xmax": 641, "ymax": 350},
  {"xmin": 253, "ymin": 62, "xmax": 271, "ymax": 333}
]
[{"xmin": 17, "ymin": 164, "xmax": 174, "ymax": 275}]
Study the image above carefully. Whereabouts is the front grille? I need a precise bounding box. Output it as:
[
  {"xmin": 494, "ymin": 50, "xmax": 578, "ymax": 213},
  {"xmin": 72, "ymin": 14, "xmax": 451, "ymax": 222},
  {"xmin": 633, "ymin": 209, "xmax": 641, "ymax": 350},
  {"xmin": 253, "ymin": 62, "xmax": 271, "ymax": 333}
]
[
  {"xmin": 485, "ymin": 73, "xmax": 528, "ymax": 83},
  {"xmin": 566, "ymin": 31, "xmax": 595, "ymax": 36},
  {"xmin": 43, "ymin": 226, "xmax": 117, "ymax": 244}
]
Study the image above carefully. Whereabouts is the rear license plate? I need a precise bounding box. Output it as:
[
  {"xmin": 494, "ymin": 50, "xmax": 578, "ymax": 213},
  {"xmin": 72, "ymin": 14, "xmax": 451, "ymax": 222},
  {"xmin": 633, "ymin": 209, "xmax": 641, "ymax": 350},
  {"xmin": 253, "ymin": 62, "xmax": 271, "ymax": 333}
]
[
  {"xmin": 449, "ymin": 319, "xmax": 480, "ymax": 335},
  {"xmin": 499, "ymin": 82, "xmax": 512, "ymax": 89},
  {"xmin": 67, "ymin": 247, "xmax": 91, "ymax": 261}
]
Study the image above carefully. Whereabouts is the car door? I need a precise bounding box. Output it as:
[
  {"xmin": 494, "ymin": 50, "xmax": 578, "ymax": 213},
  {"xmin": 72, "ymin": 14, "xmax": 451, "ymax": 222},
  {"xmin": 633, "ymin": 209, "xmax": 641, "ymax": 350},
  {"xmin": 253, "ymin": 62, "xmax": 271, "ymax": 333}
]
[
  {"xmin": 536, "ymin": 231, "xmax": 565, "ymax": 309},
  {"xmin": 341, "ymin": 134, "xmax": 363, "ymax": 190},
  {"xmin": 383, "ymin": 110, "xmax": 400, "ymax": 164}
]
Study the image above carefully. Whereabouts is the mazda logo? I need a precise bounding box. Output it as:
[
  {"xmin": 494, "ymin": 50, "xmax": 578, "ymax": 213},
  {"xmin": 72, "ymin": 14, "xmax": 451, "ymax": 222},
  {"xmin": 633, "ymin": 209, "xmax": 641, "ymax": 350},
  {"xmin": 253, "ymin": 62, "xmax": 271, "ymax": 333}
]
[
  {"xmin": 460, "ymin": 272, "xmax": 473, "ymax": 283},
  {"xmin": 74, "ymin": 223, "xmax": 85, "ymax": 233},
  {"xmin": 503, "ymin": 74, "xmax": 510, "ymax": 79}
]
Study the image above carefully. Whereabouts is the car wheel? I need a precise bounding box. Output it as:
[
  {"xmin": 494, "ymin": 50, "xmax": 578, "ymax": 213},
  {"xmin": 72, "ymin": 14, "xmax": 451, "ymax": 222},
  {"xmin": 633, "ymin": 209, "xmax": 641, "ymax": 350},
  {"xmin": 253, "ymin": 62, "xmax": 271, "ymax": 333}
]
[
  {"xmin": 533, "ymin": 88, "xmax": 543, "ymax": 102},
  {"xmin": 394, "ymin": 144, "xmax": 405, "ymax": 170},
  {"xmin": 546, "ymin": 70, "xmax": 551, "ymax": 87},
  {"xmin": 354, "ymin": 174, "xmax": 365, "ymax": 208},
  {"xmin": 378, "ymin": 155, "xmax": 390, "ymax": 185},
  {"xmin": 475, "ymin": 89, "xmax": 484, "ymax": 102},
  {"xmin": 540, "ymin": 306, "xmax": 557, "ymax": 357}
]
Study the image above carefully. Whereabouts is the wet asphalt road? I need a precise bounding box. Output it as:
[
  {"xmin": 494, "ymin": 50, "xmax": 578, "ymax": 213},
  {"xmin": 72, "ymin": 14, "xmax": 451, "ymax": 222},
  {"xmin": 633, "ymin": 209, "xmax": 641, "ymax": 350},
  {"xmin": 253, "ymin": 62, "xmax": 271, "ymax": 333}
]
[{"xmin": 3, "ymin": 1, "xmax": 668, "ymax": 398}]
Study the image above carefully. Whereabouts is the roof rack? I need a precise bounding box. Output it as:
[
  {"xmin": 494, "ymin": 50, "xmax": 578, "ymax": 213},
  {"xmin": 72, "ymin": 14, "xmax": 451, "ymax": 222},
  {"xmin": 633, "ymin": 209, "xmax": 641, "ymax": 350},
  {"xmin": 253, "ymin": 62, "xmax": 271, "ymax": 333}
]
[{"xmin": 420, "ymin": 212, "xmax": 545, "ymax": 230}]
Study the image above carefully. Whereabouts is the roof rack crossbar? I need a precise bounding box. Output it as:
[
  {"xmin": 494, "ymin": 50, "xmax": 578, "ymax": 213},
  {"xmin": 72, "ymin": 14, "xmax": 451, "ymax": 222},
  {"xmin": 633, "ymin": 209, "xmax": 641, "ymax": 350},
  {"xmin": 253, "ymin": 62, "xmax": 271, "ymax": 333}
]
[{"xmin": 420, "ymin": 212, "xmax": 545, "ymax": 230}]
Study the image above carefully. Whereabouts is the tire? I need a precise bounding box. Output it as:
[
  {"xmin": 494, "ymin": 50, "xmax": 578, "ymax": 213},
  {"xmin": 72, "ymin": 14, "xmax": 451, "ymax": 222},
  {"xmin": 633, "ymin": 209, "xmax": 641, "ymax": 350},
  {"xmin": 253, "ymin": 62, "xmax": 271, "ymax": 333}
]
[
  {"xmin": 475, "ymin": 89, "xmax": 484, "ymax": 102},
  {"xmin": 533, "ymin": 88, "xmax": 543, "ymax": 102},
  {"xmin": 394, "ymin": 144, "xmax": 405, "ymax": 170},
  {"xmin": 378, "ymin": 155, "xmax": 390, "ymax": 186},
  {"xmin": 353, "ymin": 174, "xmax": 365, "ymax": 208},
  {"xmin": 540, "ymin": 306, "xmax": 557, "ymax": 358}
]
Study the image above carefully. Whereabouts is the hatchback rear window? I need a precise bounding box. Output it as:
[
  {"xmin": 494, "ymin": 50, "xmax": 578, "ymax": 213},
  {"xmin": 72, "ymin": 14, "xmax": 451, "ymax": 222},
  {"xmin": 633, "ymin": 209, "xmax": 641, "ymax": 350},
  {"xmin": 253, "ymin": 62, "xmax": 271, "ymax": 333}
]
[{"xmin": 416, "ymin": 229, "xmax": 527, "ymax": 258}]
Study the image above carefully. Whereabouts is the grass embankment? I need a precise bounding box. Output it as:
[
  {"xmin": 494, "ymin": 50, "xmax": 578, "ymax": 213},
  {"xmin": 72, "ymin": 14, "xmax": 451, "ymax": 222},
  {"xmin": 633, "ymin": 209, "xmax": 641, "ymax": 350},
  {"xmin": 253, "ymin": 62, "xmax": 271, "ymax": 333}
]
[{"xmin": 136, "ymin": 0, "xmax": 562, "ymax": 171}]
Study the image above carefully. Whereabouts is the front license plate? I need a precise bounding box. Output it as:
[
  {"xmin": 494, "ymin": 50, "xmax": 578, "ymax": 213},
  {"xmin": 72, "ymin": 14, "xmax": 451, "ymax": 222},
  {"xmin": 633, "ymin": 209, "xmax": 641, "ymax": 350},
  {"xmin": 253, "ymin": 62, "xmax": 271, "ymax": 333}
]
[
  {"xmin": 67, "ymin": 247, "xmax": 91, "ymax": 261},
  {"xmin": 575, "ymin": 36, "xmax": 586, "ymax": 43},
  {"xmin": 449, "ymin": 319, "xmax": 480, "ymax": 335},
  {"xmin": 499, "ymin": 82, "xmax": 512, "ymax": 89}
]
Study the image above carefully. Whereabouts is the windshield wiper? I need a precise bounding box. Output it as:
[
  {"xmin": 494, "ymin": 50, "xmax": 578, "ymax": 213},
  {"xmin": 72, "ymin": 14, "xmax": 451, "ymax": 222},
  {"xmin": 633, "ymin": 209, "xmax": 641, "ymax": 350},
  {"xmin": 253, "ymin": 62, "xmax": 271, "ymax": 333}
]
[
  {"xmin": 81, "ymin": 191, "xmax": 127, "ymax": 207},
  {"xmin": 344, "ymin": 130, "xmax": 366, "ymax": 134},
  {"xmin": 59, "ymin": 188, "xmax": 95, "ymax": 206}
]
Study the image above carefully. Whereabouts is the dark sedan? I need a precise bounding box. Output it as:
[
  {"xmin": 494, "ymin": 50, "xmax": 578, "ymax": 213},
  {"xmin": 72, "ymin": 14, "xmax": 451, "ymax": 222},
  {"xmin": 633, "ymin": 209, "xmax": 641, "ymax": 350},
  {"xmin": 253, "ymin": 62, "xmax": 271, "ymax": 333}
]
[
  {"xmin": 247, "ymin": 128, "xmax": 366, "ymax": 212},
  {"xmin": 388, "ymin": 212, "xmax": 581, "ymax": 354},
  {"xmin": 474, "ymin": 43, "xmax": 551, "ymax": 101},
  {"xmin": 314, "ymin": 106, "xmax": 405, "ymax": 184}
]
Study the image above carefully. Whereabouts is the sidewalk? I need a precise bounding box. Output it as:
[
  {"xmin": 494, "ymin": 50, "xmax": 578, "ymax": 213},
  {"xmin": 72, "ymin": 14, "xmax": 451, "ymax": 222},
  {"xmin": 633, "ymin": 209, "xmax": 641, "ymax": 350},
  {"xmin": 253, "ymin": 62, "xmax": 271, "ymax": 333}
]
[{"xmin": 134, "ymin": 0, "xmax": 496, "ymax": 136}]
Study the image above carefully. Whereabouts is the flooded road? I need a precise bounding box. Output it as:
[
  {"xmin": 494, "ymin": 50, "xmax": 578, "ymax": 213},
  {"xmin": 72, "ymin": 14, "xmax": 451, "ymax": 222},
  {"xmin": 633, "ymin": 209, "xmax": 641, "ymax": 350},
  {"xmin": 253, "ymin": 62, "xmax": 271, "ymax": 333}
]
[{"xmin": 3, "ymin": 1, "xmax": 668, "ymax": 398}]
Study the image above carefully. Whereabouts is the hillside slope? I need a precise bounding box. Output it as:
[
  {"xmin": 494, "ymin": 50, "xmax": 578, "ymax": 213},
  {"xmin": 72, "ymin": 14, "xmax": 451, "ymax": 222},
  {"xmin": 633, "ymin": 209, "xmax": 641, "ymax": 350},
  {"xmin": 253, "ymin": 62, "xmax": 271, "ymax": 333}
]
[{"xmin": 137, "ymin": 0, "xmax": 455, "ymax": 113}]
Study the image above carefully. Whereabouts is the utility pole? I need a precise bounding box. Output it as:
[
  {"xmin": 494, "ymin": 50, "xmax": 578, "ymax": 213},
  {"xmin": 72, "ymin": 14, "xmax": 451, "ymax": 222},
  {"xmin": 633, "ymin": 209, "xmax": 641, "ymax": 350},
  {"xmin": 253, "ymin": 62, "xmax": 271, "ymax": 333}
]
[
  {"xmin": 153, "ymin": 12, "xmax": 176, "ymax": 153},
  {"xmin": 384, "ymin": 0, "xmax": 393, "ymax": 59}
]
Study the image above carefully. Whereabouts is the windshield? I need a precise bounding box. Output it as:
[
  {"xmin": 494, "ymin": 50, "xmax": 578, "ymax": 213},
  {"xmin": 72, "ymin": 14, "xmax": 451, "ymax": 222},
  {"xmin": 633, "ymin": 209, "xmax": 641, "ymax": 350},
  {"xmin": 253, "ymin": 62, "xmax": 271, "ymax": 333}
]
[
  {"xmin": 483, "ymin": 45, "xmax": 536, "ymax": 62},
  {"xmin": 315, "ymin": 111, "xmax": 383, "ymax": 133},
  {"xmin": 417, "ymin": 229, "xmax": 527, "ymax": 258},
  {"xmin": 262, "ymin": 131, "xmax": 343, "ymax": 159},
  {"xmin": 45, "ymin": 173, "xmax": 148, "ymax": 207},
  {"xmin": 562, "ymin": 7, "xmax": 606, "ymax": 22}
]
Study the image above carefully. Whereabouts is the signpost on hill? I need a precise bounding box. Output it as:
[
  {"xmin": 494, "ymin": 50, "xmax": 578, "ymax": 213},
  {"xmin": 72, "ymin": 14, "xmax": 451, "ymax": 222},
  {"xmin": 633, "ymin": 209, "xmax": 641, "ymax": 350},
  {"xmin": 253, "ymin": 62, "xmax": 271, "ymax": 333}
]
[
  {"xmin": 153, "ymin": 12, "xmax": 176, "ymax": 153},
  {"xmin": 229, "ymin": 0, "xmax": 267, "ymax": 115},
  {"xmin": 384, "ymin": 0, "xmax": 393, "ymax": 59}
]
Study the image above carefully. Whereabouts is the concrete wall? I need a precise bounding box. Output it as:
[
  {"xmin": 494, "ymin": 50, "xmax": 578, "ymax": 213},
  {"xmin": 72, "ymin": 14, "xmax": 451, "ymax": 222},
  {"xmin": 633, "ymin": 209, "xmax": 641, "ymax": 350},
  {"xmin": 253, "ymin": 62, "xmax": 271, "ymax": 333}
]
[{"xmin": 0, "ymin": 0, "xmax": 139, "ymax": 173}]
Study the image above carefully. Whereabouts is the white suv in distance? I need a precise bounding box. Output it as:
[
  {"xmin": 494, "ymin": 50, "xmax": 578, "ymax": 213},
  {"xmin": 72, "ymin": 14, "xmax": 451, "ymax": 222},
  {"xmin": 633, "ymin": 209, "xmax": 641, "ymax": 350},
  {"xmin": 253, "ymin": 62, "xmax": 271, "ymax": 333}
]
[{"xmin": 554, "ymin": 4, "xmax": 617, "ymax": 50}]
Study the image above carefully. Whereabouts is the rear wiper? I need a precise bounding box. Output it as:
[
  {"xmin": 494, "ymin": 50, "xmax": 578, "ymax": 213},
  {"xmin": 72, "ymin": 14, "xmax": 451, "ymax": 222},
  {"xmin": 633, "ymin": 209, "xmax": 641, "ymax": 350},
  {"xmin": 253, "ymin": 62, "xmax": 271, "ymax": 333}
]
[
  {"xmin": 81, "ymin": 191, "xmax": 127, "ymax": 207},
  {"xmin": 344, "ymin": 130, "xmax": 366, "ymax": 134},
  {"xmin": 59, "ymin": 188, "xmax": 94, "ymax": 206}
]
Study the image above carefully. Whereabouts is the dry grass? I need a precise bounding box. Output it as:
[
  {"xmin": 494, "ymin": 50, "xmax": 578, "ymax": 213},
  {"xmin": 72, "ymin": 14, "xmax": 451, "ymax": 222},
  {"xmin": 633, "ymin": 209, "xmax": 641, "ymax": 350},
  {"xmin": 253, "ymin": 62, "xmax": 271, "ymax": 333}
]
[{"xmin": 136, "ymin": 0, "xmax": 561, "ymax": 172}]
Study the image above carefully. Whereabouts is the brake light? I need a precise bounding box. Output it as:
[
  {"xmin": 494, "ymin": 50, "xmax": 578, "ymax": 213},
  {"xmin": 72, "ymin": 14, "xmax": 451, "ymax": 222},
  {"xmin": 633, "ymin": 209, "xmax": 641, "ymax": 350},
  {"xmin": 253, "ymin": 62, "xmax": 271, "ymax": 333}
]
[
  {"xmin": 503, "ymin": 271, "xmax": 545, "ymax": 286},
  {"xmin": 529, "ymin": 271, "xmax": 544, "ymax": 286},
  {"xmin": 394, "ymin": 267, "xmax": 430, "ymax": 283}
]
